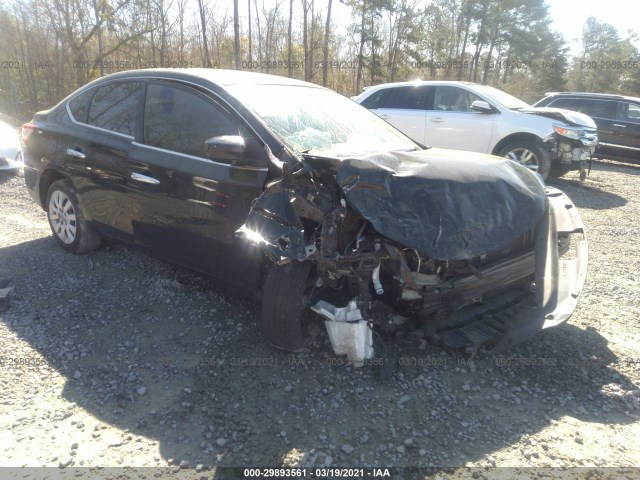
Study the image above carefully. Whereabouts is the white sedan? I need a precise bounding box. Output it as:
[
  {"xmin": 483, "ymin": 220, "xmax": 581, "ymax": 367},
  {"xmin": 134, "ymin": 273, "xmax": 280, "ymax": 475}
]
[
  {"xmin": 0, "ymin": 120, "xmax": 22, "ymax": 171},
  {"xmin": 354, "ymin": 81, "xmax": 598, "ymax": 180}
]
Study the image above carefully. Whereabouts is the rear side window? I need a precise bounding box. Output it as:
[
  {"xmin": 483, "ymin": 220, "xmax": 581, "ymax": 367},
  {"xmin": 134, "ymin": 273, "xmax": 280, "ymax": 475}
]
[
  {"xmin": 360, "ymin": 88, "xmax": 392, "ymax": 109},
  {"xmin": 361, "ymin": 86, "xmax": 430, "ymax": 110},
  {"xmin": 68, "ymin": 89, "xmax": 94, "ymax": 123},
  {"xmin": 88, "ymin": 81, "xmax": 143, "ymax": 136},
  {"xmin": 143, "ymin": 83, "xmax": 239, "ymax": 158}
]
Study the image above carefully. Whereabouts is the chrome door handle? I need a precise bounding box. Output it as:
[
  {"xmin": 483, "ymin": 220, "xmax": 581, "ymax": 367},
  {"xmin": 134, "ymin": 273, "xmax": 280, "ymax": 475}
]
[
  {"xmin": 66, "ymin": 148, "xmax": 85, "ymax": 159},
  {"xmin": 613, "ymin": 124, "xmax": 626, "ymax": 128},
  {"xmin": 431, "ymin": 117, "xmax": 445, "ymax": 123},
  {"xmin": 131, "ymin": 172, "xmax": 160, "ymax": 185}
]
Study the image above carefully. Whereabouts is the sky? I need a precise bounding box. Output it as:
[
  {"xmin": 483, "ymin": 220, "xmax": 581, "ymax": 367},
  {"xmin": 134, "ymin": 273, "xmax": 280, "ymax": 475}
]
[{"xmin": 545, "ymin": 0, "xmax": 640, "ymax": 54}]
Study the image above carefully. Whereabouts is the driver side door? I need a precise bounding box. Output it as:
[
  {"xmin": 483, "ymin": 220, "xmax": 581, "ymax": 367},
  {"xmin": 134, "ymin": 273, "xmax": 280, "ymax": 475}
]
[
  {"xmin": 127, "ymin": 81, "xmax": 268, "ymax": 290},
  {"xmin": 424, "ymin": 85, "xmax": 496, "ymax": 153}
]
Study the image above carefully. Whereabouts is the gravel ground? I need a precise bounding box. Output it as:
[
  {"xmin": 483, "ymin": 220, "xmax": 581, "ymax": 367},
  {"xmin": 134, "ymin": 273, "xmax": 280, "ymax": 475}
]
[{"xmin": 1, "ymin": 160, "xmax": 639, "ymax": 475}]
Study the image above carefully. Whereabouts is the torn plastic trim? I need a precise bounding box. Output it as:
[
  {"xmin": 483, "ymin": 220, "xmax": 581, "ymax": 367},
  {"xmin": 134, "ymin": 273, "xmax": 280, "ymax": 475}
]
[
  {"xmin": 539, "ymin": 187, "xmax": 588, "ymax": 328},
  {"xmin": 236, "ymin": 184, "xmax": 308, "ymax": 261}
]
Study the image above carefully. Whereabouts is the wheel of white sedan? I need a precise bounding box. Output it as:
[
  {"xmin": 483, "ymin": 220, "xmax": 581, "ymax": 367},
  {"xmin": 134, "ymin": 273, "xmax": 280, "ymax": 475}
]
[
  {"xmin": 46, "ymin": 179, "xmax": 101, "ymax": 253},
  {"xmin": 499, "ymin": 141, "xmax": 551, "ymax": 180}
]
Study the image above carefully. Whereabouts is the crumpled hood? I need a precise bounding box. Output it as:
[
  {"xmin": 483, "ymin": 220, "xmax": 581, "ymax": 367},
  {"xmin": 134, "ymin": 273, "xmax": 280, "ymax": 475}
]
[
  {"xmin": 518, "ymin": 107, "xmax": 597, "ymax": 128},
  {"xmin": 336, "ymin": 148, "xmax": 547, "ymax": 260}
]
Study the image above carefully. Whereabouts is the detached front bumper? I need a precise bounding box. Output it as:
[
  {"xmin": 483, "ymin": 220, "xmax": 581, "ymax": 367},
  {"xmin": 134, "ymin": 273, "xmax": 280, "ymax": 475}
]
[{"xmin": 436, "ymin": 187, "xmax": 588, "ymax": 350}]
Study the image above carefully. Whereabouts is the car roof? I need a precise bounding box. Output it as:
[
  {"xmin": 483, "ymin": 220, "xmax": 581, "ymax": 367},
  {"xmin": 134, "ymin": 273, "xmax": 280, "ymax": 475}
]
[
  {"xmin": 362, "ymin": 80, "xmax": 481, "ymax": 91},
  {"xmin": 543, "ymin": 91, "xmax": 640, "ymax": 103},
  {"xmin": 91, "ymin": 68, "xmax": 324, "ymax": 89}
]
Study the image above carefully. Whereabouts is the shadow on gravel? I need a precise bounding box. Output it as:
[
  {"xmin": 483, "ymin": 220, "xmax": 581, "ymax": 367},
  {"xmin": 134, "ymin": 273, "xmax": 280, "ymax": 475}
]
[
  {"xmin": 0, "ymin": 170, "xmax": 20, "ymax": 186},
  {"xmin": 548, "ymin": 163, "xmax": 629, "ymax": 210},
  {"xmin": 1, "ymin": 237, "xmax": 638, "ymax": 470}
]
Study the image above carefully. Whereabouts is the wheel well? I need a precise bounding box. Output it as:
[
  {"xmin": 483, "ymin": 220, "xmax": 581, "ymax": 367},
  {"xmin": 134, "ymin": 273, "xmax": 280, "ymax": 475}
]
[
  {"xmin": 38, "ymin": 169, "xmax": 67, "ymax": 210},
  {"xmin": 491, "ymin": 133, "xmax": 545, "ymax": 156}
]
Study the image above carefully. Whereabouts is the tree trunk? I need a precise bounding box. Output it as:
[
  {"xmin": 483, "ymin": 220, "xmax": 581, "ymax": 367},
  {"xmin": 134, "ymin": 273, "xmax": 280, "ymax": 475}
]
[
  {"xmin": 287, "ymin": 0, "xmax": 293, "ymax": 77},
  {"xmin": 322, "ymin": 0, "xmax": 332, "ymax": 86},
  {"xmin": 233, "ymin": 0, "xmax": 240, "ymax": 69},
  {"xmin": 456, "ymin": 16, "xmax": 470, "ymax": 81},
  {"xmin": 198, "ymin": 0, "xmax": 210, "ymax": 67},
  {"xmin": 303, "ymin": 0, "xmax": 309, "ymax": 80},
  {"xmin": 248, "ymin": 0, "xmax": 253, "ymax": 63},
  {"xmin": 356, "ymin": 0, "xmax": 367, "ymax": 94},
  {"xmin": 92, "ymin": 0, "xmax": 103, "ymax": 76}
]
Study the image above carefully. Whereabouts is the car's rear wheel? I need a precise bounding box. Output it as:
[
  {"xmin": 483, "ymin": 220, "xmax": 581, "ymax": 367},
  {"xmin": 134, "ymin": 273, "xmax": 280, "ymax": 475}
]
[
  {"xmin": 499, "ymin": 141, "xmax": 551, "ymax": 180},
  {"xmin": 261, "ymin": 260, "xmax": 317, "ymax": 352},
  {"xmin": 46, "ymin": 179, "xmax": 101, "ymax": 254}
]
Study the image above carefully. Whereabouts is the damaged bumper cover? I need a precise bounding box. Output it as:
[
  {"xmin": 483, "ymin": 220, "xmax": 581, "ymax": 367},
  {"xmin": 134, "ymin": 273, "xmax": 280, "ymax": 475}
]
[{"xmin": 435, "ymin": 186, "xmax": 588, "ymax": 350}]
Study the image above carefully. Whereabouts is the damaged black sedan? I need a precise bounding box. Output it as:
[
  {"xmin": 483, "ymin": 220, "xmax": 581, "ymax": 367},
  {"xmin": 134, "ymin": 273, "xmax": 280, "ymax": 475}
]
[{"xmin": 22, "ymin": 69, "xmax": 588, "ymax": 365}]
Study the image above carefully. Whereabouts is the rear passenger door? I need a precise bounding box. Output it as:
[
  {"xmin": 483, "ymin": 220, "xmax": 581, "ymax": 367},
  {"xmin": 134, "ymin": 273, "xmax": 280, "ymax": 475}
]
[
  {"xmin": 612, "ymin": 101, "xmax": 640, "ymax": 155},
  {"xmin": 127, "ymin": 81, "xmax": 268, "ymax": 290},
  {"xmin": 362, "ymin": 85, "xmax": 432, "ymax": 144},
  {"xmin": 64, "ymin": 81, "xmax": 143, "ymax": 241}
]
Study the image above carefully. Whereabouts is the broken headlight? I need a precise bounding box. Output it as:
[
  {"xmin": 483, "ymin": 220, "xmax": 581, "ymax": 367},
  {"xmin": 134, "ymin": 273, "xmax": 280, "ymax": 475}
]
[{"xmin": 553, "ymin": 124, "xmax": 584, "ymax": 140}]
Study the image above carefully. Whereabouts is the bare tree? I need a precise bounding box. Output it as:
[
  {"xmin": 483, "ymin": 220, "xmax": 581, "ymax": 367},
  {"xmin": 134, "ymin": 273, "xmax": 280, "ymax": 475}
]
[
  {"xmin": 322, "ymin": 0, "xmax": 332, "ymax": 86},
  {"xmin": 233, "ymin": 0, "xmax": 240, "ymax": 69},
  {"xmin": 287, "ymin": 0, "xmax": 293, "ymax": 77},
  {"xmin": 198, "ymin": 0, "xmax": 210, "ymax": 66}
]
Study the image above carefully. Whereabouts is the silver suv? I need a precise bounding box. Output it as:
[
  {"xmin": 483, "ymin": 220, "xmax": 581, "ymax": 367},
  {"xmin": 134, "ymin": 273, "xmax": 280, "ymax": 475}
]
[{"xmin": 354, "ymin": 81, "xmax": 599, "ymax": 180}]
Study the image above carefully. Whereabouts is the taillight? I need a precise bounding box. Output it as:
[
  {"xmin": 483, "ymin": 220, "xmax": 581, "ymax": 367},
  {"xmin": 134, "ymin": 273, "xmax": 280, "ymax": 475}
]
[{"xmin": 21, "ymin": 122, "xmax": 36, "ymax": 145}]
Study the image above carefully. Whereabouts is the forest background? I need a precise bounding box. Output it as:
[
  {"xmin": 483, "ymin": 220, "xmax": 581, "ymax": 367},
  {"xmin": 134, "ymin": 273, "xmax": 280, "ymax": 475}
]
[{"xmin": 0, "ymin": 0, "xmax": 638, "ymax": 120}]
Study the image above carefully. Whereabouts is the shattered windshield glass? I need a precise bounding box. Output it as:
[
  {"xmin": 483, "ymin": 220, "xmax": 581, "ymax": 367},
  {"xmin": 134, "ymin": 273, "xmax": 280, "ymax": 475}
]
[{"xmin": 227, "ymin": 84, "xmax": 419, "ymax": 157}]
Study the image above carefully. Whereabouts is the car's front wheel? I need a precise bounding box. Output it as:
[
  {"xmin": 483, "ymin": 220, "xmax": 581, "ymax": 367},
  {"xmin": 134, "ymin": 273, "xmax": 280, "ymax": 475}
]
[
  {"xmin": 499, "ymin": 141, "xmax": 551, "ymax": 180},
  {"xmin": 46, "ymin": 179, "xmax": 101, "ymax": 254},
  {"xmin": 261, "ymin": 260, "xmax": 317, "ymax": 352}
]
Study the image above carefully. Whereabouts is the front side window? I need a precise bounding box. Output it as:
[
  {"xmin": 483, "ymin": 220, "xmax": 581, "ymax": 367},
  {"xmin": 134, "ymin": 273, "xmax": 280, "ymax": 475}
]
[
  {"xmin": 88, "ymin": 82, "xmax": 143, "ymax": 135},
  {"xmin": 575, "ymin": 99, "xmax": 617, "ymax": 120},
  {"xmin": 433, "ymin": 86, "xmax": 483, "ymax": 112},
  {"xmin": 143, "ymin": 84, "xmax": 239, "ymax": 158},
  {"xmin": 547, "ymin": 98, "xmax": 583, "ymax": 111},
  {"xmin": 618, "ymin": 101, "xmax": 640, "ymax": 123}
]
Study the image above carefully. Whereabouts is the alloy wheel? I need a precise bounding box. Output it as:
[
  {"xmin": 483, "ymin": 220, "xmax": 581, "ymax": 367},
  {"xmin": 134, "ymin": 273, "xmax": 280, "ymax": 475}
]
[
  {"xmin": 48, "ymin": 190, "xmax": 77, "ymax": 244},
  {"xmin": 504, "ymin": 148, "xmax": 539, "ymax": 172}
]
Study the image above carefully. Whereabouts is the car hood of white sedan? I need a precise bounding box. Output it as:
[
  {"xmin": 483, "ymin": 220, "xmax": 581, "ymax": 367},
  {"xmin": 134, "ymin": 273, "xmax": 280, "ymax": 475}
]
[{"xmin": 517, "ymin": 107, "xmax": 597, "ymax": 128}]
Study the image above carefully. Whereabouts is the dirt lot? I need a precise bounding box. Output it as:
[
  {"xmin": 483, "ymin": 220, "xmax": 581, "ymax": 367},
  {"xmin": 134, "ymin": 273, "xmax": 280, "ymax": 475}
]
[{"xmin": 1, "ymin": 160, "xmax": 639, "ymax": 477}]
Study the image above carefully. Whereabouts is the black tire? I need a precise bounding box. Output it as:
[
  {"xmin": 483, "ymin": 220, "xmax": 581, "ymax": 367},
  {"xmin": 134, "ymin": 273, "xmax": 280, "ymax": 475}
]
[
  {"xmin": 498, "ymin": 141, "xmax": 551, "ymax": 180},
  {"xmin": 261, "ymin": 260, "xmax": 317, "ymax": 352},
  {"xmin": 46, "ymin": 179, "xmax": 101, "ymax": 254}
]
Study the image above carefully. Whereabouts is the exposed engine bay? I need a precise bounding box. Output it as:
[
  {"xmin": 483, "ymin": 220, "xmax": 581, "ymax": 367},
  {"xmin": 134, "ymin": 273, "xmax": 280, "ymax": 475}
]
[{"xmin": 239, "ymin": 148, "xmax": 588, "ymax": 366}]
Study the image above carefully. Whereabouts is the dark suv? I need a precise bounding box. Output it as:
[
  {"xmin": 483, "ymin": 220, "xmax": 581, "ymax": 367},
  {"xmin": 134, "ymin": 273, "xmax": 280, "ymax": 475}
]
[{"xmin": 534, "ymin": 92, "xmax": 640, "ymax": 163}]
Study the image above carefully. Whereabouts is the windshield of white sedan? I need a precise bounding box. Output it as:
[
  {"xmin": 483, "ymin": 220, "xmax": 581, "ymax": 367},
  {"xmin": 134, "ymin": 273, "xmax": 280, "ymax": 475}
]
[
  {"xmin": 476, "ymin": 85, "xmax": 531, "ymax": 110},
  {"xmin": 228, "ymin": 84, "xmax": 418, "ymax": 156}
]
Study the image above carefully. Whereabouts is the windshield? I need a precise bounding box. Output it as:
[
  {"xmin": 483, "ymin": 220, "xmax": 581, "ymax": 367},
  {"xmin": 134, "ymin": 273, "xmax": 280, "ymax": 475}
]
[
  {"xmin": 474, "ymin": 85, "xmax": 531, "ymax": 110},
  {"xmin": 227, "ymin": 84, "xmax": 419, "ymax": 157}
]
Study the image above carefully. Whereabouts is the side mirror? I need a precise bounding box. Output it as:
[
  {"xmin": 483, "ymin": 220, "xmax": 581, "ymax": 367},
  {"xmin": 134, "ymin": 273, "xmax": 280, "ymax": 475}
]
[
  {"xmin": 205, "ymin": 135, "xmax": 246, "ymax": 162},
  {"xmin": 470, "ymin": 100, "xmax": 493, "ymax": 113}
]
